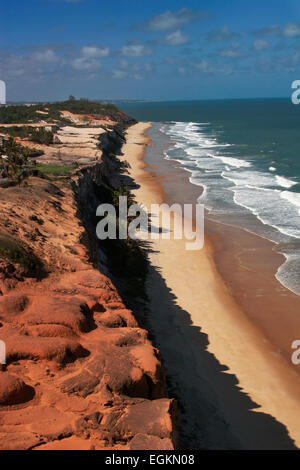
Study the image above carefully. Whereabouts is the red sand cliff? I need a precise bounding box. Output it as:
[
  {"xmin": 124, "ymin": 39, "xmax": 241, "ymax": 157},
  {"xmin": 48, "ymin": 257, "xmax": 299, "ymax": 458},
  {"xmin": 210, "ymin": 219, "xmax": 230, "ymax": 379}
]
[{"xmin": 0, "ymin": 119, "xmax": 176, "ymax": 450}]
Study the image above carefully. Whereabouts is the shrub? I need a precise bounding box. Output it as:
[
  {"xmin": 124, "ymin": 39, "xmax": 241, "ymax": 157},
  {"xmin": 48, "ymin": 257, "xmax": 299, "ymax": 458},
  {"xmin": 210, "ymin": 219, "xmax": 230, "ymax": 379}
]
[
  {"xmin": 0, "ymin": 234, "xmax": 41, "ymax": 275},
  {"xmin": 0, "ymin": 137, "xmax": 37, "ymax": 185},
  {"xmin": 95, "ymin": 183, "xmax": 148, "ymax": 299},
  {"xmin": 30, "ymin": 128, "xmax": 53, "ymax": 145},
  {"xmin": 0, "ymin": 126, "xmax": 33, "ymax": 139},
  {"xmin": 34, "ymin": 163, "xmax": 74, "ymax": 176}
]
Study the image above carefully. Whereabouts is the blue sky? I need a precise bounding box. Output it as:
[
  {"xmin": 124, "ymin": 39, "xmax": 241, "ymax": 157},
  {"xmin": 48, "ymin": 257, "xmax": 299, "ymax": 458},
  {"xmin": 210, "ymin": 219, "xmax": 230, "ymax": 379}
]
[{"xmin": 1, "ymin": 0, "xmax": 300, "ymax": 101}]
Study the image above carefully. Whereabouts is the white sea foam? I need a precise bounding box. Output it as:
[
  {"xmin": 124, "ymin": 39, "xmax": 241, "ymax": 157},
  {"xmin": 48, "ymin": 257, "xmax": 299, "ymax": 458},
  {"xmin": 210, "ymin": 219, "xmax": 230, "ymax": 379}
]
[
  {"xmin": 275, "ymin": 175, "xmax": 297, "ymax": 189},
  {"xmin": 159, "ymin": 120, "xmax": 300, "ymax": 296},
  {"xmin": 222, "ymin": 169, "xmax": 274, "ymax": 188},
  {"xmin": 280, "ymin": 191, "xmax": 300, "ymax": 215},
  {"xmin": 161, "ymin": 121, "xmax": 300, "ymax": 238},
  {"xmin": 185, "ymin": 147, "xmax": 214, "ymax": 158},
  {"xmin": 163, "ymin": 122, "xmax": 231, "ymax": 150},
  {"xmin": 276, "ymin": 250, "xmax": 300, "ymax": 295},
  {"xmin": 229, "ymin": 186, "xmax": 300, "ymax": 239},
  {"xmin": 214, "ymin": 155, "xmax": 251, "ymax": 168}
]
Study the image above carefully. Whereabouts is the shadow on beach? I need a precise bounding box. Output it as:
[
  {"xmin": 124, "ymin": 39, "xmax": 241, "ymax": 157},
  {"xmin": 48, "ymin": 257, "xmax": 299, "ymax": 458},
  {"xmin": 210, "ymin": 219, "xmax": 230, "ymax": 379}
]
[
  {"xmin": 145, "ymin": 261, "xmax": 297, "ymax": 450},
  {"xmin": 119, "ymin": 134, "xmax": 297, "ymax": 450}
]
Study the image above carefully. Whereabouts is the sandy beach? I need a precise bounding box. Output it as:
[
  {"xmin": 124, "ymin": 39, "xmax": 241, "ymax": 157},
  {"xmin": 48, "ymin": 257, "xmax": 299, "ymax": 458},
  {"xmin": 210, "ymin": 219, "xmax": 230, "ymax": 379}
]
[{"xmin": 120, "ymin": 122, "xmax": 300, "ymax": 450}]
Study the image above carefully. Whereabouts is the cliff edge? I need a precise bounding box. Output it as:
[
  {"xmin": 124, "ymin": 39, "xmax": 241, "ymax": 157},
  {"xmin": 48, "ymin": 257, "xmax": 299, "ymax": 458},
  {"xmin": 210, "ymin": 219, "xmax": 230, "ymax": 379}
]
[{"xmin": 0, "ymin": 102, "xmax": 177, "ymax": 450}]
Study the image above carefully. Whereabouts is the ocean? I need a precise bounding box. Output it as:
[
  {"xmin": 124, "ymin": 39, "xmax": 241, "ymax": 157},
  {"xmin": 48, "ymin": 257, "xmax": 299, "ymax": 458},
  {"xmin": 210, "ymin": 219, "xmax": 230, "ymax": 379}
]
[{"xmin": 119, "ymin": 99, "xmax": 300, "ymax": 295}]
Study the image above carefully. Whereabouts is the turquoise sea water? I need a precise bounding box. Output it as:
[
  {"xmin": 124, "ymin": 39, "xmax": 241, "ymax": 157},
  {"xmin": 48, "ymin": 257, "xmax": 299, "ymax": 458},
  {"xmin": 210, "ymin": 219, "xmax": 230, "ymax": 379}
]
[{"xmin": 120, "ymin": 99, "xmax": 300, "ymax": 295}]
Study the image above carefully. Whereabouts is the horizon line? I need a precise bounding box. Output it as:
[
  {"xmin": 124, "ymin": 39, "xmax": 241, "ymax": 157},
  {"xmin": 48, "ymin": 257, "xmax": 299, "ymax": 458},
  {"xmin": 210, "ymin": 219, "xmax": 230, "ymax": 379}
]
[{"xmin": 4, "ymin": 96, "xmax": 291, "ymax": 105}]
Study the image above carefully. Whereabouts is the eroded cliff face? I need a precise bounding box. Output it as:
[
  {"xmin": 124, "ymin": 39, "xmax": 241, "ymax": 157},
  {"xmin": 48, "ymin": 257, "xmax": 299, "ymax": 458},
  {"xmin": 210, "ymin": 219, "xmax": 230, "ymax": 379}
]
[{"xmin": 0, "ymin": 124, "xmax": 177, "ymax": 450}]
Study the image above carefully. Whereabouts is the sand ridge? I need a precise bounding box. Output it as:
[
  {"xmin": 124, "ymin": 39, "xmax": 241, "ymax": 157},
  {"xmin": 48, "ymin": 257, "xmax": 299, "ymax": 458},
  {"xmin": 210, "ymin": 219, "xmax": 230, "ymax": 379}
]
[{"xmin": 0, "ymin": 123, "xmax": 176, "ymax": 451}]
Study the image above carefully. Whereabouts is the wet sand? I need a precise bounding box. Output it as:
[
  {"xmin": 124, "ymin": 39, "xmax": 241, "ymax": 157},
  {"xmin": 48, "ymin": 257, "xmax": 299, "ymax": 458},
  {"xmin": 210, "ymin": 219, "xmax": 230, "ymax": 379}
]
[
  {"xmin": 145, "ymin": 129, "xmax": 300, "ymax": 366},
  {"xmin": 120, "ymin": 122, "xmax": 300, "ymax": 450}
]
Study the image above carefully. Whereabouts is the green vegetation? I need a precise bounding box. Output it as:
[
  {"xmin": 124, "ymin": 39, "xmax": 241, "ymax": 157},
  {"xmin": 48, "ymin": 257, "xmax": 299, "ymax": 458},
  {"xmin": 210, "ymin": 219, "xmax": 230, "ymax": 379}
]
[
  {"xmin": 0, "ymin": 97, "xmax": 132, "ymax": 126},
  {"xmin": 95, "ymin": 183, "xmax": 148, "ymax": 299},
  {"xmin": 0, "ymin": 137, "xmax": 38, "ymax": 185},
  {"xmin": 59, "ymin": 97, "xmax": 120, "ymax": 116},
  {"xmin": 30, "ymin": 128, "xmax": 53, "ymax": 145},
  {"xmin": 0, "ymin": 234, "xmax": 41, "ymax": 275},
  {"xmin": 0, "ymin": 126, "xmax": 54, "ymax": 145},
  {"xmin": 0, "ymin": 126, "xmax": 33, "ymax": 139},
  {"xmin": 0, "ymin": 106, "xmax": 41, "ymax": 124},
  {"xmin": 25, "ymin": 148, "xmax": 44, "ymax": 158},
  {"xmin": 0, "ymin": 104, "xmax": 68, "ymax": 125},
  {"xmin": 34, "ymin": 163, "xmax": 74, "ymax": 176}
]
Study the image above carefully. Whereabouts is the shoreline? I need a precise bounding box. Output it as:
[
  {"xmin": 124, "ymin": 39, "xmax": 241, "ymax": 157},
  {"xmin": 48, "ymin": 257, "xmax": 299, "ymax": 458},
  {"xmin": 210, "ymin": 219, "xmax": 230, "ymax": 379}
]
[
  {"xmin": 147, "ymin": 125, "xmax": 300, "ymax": 368},
  {"xmin": 121, "ymin": 122, "xmax": 300, "ymax": 449}
]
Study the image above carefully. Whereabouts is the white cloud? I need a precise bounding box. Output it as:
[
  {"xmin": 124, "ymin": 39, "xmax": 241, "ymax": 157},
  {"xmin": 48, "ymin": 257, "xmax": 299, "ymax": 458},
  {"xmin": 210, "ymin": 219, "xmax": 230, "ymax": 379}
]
[
  {"xmin": 195, "ymin": 60, "xmax": 233, "ymax": 75},
  {"xmin": 0, "ymin": 49, "xmax": 66, "ymax": 84},
  {"xmin": 71, "ymin": 57, "xmax": 100, "ymax": 70},
  {"xmin": 31, "ymin": 49, "xmax": 60, "ymax": 63},
  {"xmin": 253, "ymin": 39, "xmax": 270, "ymax": 50},
  {"xmin": 221, "ymin": 49, "xmax": 242, "ymax": 58},
  {"xmin": 162, "ymin": 30, "xmax": 189, "ymax": 46},
  {"xmin": 137, "ymin": 8, "xmax": 208, "ymax": 31},
  {"xmin": 112, "ymin": 69, "xmax": 128, "ymax": 79},
  {"xmin": 70, "ymin": 45, "xmax": 109, "ymax": 71},
  {"xmin": 81, "ymin": 46, "xmax": 110, "ymax": 58},
  {"xmin": 255, "ymin": 51, "xmax": 300, "ymax": 73},
  {"xmin": 144, "ymin": 63, "xmax": 153, "ymax": 72},
  {"xmin": 207, "ymin": 25, "xmax": 240, "ymax": 42},
  {"xmin": 112, "ymin": 61, "xmax": 153, "ymax": 80},
  {"xmin": 195, "ymin": 60, "xmax": 216, "ymax": 73},
  {"xmin": 219, "ymin": 44, "xmax": 247, "ymax": 59},
  {"xmin": 164, "ymin": 56, "xmax": 180, "ymax": 64},
  {"xmin": 283, "ymin": 23, "xmax": 300, "ymax": 38},
  {"xmin": 254, "ymin": 24, "xmax": 281, "ymax": 36},
  {"xmin": 121, "ymin": 43, "xmax": 152, "ymax": 57},
  {"xmin": 254, "ymin": 23, "xmax": 300, "ymax": 38},
  {"xmin": 119, "ymin": 58, "xmax": 129, "ymax": 69}
]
